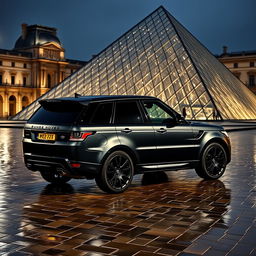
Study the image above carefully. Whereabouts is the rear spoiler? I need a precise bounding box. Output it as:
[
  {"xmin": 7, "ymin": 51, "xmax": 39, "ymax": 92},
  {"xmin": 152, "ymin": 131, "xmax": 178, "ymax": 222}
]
[
  {"xmin": 39, "ymin": 99, "xmax": 89, "ymax": 107},
  {"xmin": 39, "ymin": 99, "xmax": 62, "ymax": 105}
]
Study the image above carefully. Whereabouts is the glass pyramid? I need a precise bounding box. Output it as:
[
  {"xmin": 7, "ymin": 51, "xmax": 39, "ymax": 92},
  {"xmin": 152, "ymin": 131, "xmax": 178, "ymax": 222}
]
[{"xmin": 13, "ymin": 6, "xmax": 256, "ymax": 120}]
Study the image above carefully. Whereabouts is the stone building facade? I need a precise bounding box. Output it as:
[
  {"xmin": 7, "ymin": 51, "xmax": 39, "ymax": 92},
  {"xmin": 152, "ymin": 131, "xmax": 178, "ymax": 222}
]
[
  {"xmin": 217, "ymin": 46, "xmax": 256, "ymax": 94},
  {"xmin": 0, "ymin": 24, "xmax": 86, "ymax": 118}
]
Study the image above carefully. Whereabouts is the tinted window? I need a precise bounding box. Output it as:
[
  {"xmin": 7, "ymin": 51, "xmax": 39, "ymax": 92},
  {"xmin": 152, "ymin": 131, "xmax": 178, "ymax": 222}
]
[
  {"xmin": 29, "ymin": 102, "xmax": 84, "ymax": 125},
  {"xmin": 115, "ymin": 101, "xmax": 143, "ymax": 124},
  {"xmin": 89, "ymin": 103, "xmax": 113, "ymax": 125},
  {"xmin": 143, "ymin": 101, "xmax": 175, "ymax": 124}
]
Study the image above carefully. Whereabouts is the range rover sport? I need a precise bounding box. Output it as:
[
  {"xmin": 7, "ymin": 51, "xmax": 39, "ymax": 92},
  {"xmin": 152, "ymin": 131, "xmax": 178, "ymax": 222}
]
[{"xmin": 23, "ymin": 95, "xmax": 231, "ymax": 193}]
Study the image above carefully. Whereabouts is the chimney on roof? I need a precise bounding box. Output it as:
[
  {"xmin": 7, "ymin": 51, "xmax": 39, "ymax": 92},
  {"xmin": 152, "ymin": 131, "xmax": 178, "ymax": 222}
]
[
  {"xmin": 52, "ymin": 28, "xmax": 57, "ymax": 36},
  {"xmin": 223, "ymin": 45, "xmax": 228, "ymax": 55},
  {"xmin": 21, "ymin": 23, "xmax": 27, "ymax": 40}
]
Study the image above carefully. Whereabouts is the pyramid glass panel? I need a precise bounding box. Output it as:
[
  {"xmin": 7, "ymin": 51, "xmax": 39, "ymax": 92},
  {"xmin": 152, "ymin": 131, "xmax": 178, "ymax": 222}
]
[
  {"xmin": 13, "ymin": 6, "xmax": 256, "ymax": 120},
  {"xmin": 166, "ymin": 10, "xmax": 256, "ymax": 119}
]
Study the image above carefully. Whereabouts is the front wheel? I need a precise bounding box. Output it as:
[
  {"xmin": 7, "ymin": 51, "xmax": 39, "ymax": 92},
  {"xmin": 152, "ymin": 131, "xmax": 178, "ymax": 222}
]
[
  {"xmin": 95, "ymin": 151, "xmax": 134, "ymax": 193},
  {"xmin": 40, "ymin": 170, "xmax": 71, "ymax": 184},
  {"xmin": 195, "ymin": 143, "xmax": 227, "ymax": 179}
]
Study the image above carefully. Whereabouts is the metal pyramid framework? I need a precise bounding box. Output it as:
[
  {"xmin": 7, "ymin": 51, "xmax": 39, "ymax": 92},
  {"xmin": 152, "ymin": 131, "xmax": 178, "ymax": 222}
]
[{"xmin": 13, "ymin": 6, "xmax": 256, "ymax": 120}]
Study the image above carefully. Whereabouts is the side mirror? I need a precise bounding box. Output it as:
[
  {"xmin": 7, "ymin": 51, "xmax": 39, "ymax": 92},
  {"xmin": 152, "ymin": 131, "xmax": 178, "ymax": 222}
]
[
  {"xmin": 177, "ymin": 113, "xmax": 185, "ymax": 121},
  {"xmin": 162, "ymin": 118, "xmax": 177, "ymax": 127}
]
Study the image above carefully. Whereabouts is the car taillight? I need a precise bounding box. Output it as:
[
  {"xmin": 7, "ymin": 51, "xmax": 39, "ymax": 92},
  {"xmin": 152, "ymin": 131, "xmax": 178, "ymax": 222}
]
[
  {"xmin": 71, "ymin": 163, "xmax": 81, "ymax": 168},
  {"xmin": 69, "ymin": 132, "xmax": 93, "ymax": 141},
  {"xmin": 24, "ymin": 130, "xmax": 31, "ymax": 139}
]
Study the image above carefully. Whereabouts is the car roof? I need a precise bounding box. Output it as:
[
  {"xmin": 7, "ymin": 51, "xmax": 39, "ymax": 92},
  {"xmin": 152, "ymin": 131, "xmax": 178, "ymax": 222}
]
[{"xmin": 40, "ymin": 95, "xmax": 158, "ymax": 105}]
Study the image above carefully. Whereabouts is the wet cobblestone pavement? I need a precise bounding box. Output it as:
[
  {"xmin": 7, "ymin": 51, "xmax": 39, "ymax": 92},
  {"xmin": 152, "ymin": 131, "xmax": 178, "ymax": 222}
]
[{"xmin": 0, "ymin": 128, "xmax": 255, "ymax": 256}]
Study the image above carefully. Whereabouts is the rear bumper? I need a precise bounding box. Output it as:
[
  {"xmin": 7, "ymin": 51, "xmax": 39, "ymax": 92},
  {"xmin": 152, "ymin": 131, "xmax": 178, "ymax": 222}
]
[{"xmin": 24, "ymin": 153, "xmax": 101, "ymax": 178}]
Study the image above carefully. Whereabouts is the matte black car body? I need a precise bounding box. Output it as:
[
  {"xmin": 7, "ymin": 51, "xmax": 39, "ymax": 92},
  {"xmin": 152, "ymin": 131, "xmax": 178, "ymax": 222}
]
[{"xmin": 23, "ymin": 95, "xmax": 231, "ymax": 193}]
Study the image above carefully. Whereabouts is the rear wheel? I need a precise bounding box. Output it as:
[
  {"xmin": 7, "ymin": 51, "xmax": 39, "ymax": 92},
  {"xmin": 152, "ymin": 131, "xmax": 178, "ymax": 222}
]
[
  {"xmin": 40, "ymin": 169, "xmax": 71, "ymax": 184},
  {"xmin": 195, "ymin": 143, "xmax": 227, "ymax": 179},
  {"xmin": 96, "ymin": 151, "xmax": 134, "ymax": 193}
]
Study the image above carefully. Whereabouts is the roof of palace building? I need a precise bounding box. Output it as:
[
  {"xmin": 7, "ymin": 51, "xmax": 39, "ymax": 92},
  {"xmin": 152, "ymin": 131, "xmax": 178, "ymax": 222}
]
[{"xmin": 14, "ymin": 24, "xmax": 62, "ymax": 50}]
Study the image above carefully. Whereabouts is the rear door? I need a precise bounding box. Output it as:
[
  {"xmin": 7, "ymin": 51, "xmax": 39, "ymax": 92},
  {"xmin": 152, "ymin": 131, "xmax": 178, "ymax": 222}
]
[{"xmin": 114, "ymin": 100, "xmax": 156, "ymax": 165}]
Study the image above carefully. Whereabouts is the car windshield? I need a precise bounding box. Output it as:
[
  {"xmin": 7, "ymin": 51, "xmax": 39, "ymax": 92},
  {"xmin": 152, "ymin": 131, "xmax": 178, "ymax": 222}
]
[{"xmin": 28, "ymin": 101, "xmax": 85, "ymax": 125}]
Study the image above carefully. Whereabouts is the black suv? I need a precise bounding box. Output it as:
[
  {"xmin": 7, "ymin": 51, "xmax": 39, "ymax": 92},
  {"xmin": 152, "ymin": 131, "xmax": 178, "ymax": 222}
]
[{"xmin": 23, "ymin": 95, "xmax": 231, "ymax": 193}]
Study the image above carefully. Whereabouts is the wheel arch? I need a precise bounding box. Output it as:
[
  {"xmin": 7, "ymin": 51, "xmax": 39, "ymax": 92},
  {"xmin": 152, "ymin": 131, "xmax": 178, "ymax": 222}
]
[
  {"xmin": 199, "ymin": 138, "xmax": 231, "ymax": 163},
  {"xmin": 100, "ymin": 145, "xmax": 139, "ymax": 171}
]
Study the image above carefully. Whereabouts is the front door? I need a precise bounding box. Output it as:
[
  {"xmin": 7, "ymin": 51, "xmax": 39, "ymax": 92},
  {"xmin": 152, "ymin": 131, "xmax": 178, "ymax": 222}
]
[{"xmin": 142, "ymin": 100, "xmax": 197, "ymax": 164}]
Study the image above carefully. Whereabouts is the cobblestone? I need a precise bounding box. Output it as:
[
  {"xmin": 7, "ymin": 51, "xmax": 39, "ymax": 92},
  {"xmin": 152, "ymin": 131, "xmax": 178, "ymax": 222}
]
[{"xmin": 0, "ymin": 128, "xmax": 255, "ymax": 255}]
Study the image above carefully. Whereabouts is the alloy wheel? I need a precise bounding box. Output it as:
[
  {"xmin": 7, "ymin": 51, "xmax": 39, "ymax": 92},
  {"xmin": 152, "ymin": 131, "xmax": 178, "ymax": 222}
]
[
  {"xmin": 204, "ymin": 144, "xmax": 227, "ymax": 178},
  {"xmin": 106, "ymin": 154, "xmax": 133, "ymax": 190}
]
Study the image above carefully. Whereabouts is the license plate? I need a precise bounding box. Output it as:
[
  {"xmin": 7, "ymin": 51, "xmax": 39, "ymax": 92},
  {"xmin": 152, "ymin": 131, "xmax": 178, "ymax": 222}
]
[{"xmin": 37, "ymin": 133, "xmax": 56, "ymax": 141}]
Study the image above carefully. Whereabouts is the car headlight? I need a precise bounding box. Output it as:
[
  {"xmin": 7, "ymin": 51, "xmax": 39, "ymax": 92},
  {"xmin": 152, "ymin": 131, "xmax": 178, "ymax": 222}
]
[{"xmin": 221, "ymin": 130, "xmax": 229, "ymax": 137}]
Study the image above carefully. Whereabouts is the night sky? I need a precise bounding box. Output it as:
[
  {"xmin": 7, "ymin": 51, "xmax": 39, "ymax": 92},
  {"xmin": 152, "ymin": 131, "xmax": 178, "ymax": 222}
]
[{"xmin": 0, "ymin": 0, "xmax": 255, "ymax": 61}]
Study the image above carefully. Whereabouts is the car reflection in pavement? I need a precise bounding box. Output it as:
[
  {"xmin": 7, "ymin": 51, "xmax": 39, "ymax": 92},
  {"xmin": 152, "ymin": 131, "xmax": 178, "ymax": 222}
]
[{"xmin": 20, "ymin": 173, "xmax": 230, "ymax": 255}]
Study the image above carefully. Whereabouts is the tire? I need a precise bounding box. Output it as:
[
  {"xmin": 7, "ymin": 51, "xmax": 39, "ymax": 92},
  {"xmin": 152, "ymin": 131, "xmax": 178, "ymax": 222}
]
[
  {"xmin": 40, "ymin": 169, "xmax": 71, "ymax": 184},
  {"xmin": 195, "ymin": 142, "xmax": 227, "ymax": 180},
  {"xmin": 95, "ymin": 151, "xmax": 134, "ymax": 193}
]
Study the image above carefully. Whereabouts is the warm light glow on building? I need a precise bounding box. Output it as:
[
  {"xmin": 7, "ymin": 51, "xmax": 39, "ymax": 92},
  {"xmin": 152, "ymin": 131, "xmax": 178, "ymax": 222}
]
[
  {"xmin": 39, "ymin": 48, "xmax": 44, "ymax": 56},
  {"xmin": 217, "ymin": 47, "xmax": 256, "ymax": 95},
  {"xmin": 0, "ymin": 24, "xmax": 87, "ymax": 119},
  {"xmin": 14, "ymin": 7, "xmax": 256, "ymax": 121}
]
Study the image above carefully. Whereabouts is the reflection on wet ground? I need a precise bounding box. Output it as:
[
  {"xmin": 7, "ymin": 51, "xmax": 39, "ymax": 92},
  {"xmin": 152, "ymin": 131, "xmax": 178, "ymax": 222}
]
[{"xmin": 0, "ymin": 128, "xmax": 255, "ymax": 255}]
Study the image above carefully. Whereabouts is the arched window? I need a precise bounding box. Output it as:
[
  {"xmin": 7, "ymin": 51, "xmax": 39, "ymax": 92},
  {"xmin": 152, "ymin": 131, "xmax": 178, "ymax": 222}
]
[
  {"xmin": 22, "ymin": 96, "xmax": 29, "ymax": 110},
  {"xmin": 0, "ymin": 95, "xmax": 3, "ymax": 118},
  {"xmin": 47, "ymin": 74, "xmax": 51, "ymax": 88},
  {"xmin": 9, "ymin": 95, "xmax": 16, "ymax": 116}
]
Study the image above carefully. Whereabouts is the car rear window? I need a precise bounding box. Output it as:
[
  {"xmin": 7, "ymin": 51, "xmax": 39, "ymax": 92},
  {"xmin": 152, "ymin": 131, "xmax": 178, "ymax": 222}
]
[{"xmin": 28, "ymin": 101, "xmax": 85, "ymax": 125}]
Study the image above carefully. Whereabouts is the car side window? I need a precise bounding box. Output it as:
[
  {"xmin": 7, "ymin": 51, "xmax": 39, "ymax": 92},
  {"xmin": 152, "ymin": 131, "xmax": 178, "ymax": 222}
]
[
  {"xmin": 89, "ymin": 102, "xmax": 113, "ymax": 125},
  {"xmin": 115, "ymin": 101, "xmax": 143, "ymax": 125},
  {"xmin": 143, "ymin": 101, "xmax": 175, "ymax": 124}
]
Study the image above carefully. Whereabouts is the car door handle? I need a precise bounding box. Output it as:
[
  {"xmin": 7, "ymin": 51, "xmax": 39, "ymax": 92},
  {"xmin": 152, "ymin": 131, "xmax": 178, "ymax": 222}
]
[
  {"xmin": 121, "ymin": 128, "xmax": 132, "ymax": 133},
  {"xmin": 156, "ymin": 128, "xmax": 167, "ymax": 133}
]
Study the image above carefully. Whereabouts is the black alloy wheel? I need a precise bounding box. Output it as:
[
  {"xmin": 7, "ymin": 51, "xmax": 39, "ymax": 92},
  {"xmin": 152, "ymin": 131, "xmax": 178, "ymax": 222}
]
[
  {"xmin": 40, "ymin": 169, "xmax": 71, "ymax": 184},
  {"xmin": 96, "ymin": 151, "xmax": 134, "ymax": 193},
  {"xmin": 196, "ymin": 143, "xmax": 227, "ymax": 179}
]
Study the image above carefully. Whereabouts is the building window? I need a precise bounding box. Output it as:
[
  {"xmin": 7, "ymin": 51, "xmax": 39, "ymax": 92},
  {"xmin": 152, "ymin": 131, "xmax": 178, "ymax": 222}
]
[
  {"xmin": 233, "ymin": 72, "xmax": 240, "ymax": 79},
  {"xmin": 11, "ymin": 62, "xmax": 15, "ymax": 67},
  {"xmin": 47, "ymin": 74, "xmax": 51, "ymax": 88},
  {"xmin": 249, "ymin": 75, "xmax": 255, "ymax": 87},
  {"xmin": 23, "ymin": 77, "xmax": 27, "ymax": 86},
  {"xmin": 9, "ymin": 95, "xmax": 16, "ymax": 116},
  {"xmin": 11, "ymin": 75, "xmax": 15, "ymax": 85},
  {"xmin": 233, "ymin": 63, "xmax": 238, "ymax": 68},
  {"xmin": 22, "ymin": 96, "xmax": 29, "ymax": 109},
  {"xmin": 0, "ymin": 74, "xmax": 2, "ymax": 85},
  {"xmin": 24, "ymin": 63, "xmax": 27, "ymax": 68},
  {"xmin": 250, "ymin": 62, "xmax": 254, "ymax": 67}
]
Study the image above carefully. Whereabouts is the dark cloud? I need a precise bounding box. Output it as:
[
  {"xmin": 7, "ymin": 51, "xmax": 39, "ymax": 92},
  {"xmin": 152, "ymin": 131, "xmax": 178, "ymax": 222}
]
[{"xmin": 0, "ymin": 0, "xmax": 255, "ymax": 60}]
